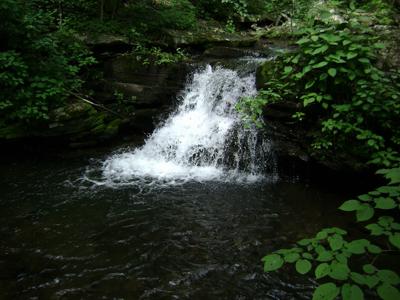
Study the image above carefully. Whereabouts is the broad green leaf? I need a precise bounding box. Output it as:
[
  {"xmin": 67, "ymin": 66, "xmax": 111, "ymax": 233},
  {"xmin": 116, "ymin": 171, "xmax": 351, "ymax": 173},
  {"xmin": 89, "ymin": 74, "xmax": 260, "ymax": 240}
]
[
  {"xmin": 341, "ymin": 284, "xmax": 364, "ymax": 300},
  {"xmin": 312, "ymin": 283, "xmax": 340, "ymax": 300},
  {"xmin": 328, "ymin": 235, "xmax": 343, "ymax": 251},
  {"xmin": 377, "ymin": 283, "xmax": 400, "ymax": 300},
  {"xmin": 367, "ymin": 244, "xmax": 382, "ymax": 254},
  {"xmin": 297, "ymin": 37, "xmax": 310, "ymax": 44},
  {"xmin": 351, "ymin": 272, "xmax": 367, "ymax": 285},
  {"xmin": 377, "ymin": 168, "xmax": 400, "ymax": 185},
  {"xmin": 356, "ymin": 204, "xmax": 374, "ymax": 222},
  {"xmin": 303, "ymin": 97, "xmax": 315, "ymax": 107},
  {"xmin": 313, "ymin": 61, "xmax": 328, "ymax": 69},
  {"xmin": 263, "ymin": 254, "xmax": 284, "ymax": 272},
  {"xmin": 366, "ymin": 224, "xmax": 384, "ymax": 236},
  {"xmin": 365, "ymin": 275, "xmax": 380, "ymax": 288},
  {"xmin": 375, "ymin": 198, "xmax": 397, "ymax": 210},
  {"xmin": 374, "ymin": 43, "xmax": 385, "ymax": 49},
  {"xmin": 339, "ymin": 200, "xmax": 361, "ymax": 211},
  {"xmin": 315, "ymin": 263, "xmax": 330, "ymax": 279},
  {"xmin": 358, "ymin": 194, "xmax": 372, "ymax": 202},
  {"xmin": 284, "ymin": 66, "xmax": 293, "ymax": 74},
  {"xmin": 379, "ymin": 216, "xmax": 394, "ymax": 227},
  {"xmin": 298, "ymin": 239, "xmax": 312, "ymax": 246},
  {"xmin": 328, "ymin": 68, "xmax": 337, "ymax": 77},
  {"xmin": 305, "ymin": 80, "xmax": 315, "ymax": 89},
  {"xmin": 296, "ymin": 259, "xmax": 312, "ymax": 275},
  {"xmin": 363, "ymin": 264, "xmax": 376, "ymax": 274},
  {"xmin": 377, "ymin": 270, "xmax": 400, "ymax": 285},
  {"xmin": 329, "ymin": 262, "xmax": 350, "ymax": 280},
  {"xmin": 320, "ymin": 33, "xmax": 341, "ymax": 43},
  {"xmin": 317, "ymin": 251, "xmax": 333, "ymax": 262},
  {"xmin": 389, "ymin": 233, "xmax": 400, "ymax": 249},
  {"xmin": 316, "ymin": 231, "xmax": 328, "ymax": 240},
  {"xmin": 346, "ymin": 52, "xmax": 358, "ymax": 59},
  {"xmin": 313, "ymin": 45, "xmax": 329, "ymax": 55},
  {"xmin": 284, "ymin": 252, "xmax": 300, "ymax": 263},
  {"xmin": 346, "ymin": 240, "xmax": 369, "ymax": 254},
  {"xmin": 303, "ymin": 252, "xmax": 313, "ymax": 260}
]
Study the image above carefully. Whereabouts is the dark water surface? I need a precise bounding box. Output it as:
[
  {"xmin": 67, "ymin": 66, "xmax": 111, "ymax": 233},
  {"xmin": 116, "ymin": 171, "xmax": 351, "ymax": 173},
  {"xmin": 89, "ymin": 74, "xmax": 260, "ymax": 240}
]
[{"xmin": 0, "ymin": 147, "xmax": 351, "ymax": 300}]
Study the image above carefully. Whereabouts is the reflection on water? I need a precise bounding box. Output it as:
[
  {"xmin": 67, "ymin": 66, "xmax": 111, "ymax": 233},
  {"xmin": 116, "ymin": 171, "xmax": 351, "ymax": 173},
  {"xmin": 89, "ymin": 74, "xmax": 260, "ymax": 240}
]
[{"xmin": 0, "ymin": 151, "xmax": 350, "ymax": 299}]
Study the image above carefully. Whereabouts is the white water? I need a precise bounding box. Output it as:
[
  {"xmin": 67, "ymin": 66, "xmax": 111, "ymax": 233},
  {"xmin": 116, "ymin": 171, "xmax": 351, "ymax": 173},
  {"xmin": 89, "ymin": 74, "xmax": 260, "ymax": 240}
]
[{"xmin": 100, "ymin": 64, "xmax": 275, "ymax": 186}]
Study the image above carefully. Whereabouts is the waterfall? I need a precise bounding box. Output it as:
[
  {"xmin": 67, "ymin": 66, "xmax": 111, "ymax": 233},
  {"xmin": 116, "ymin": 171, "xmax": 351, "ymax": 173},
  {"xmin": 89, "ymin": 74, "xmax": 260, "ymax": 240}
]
[{"xmin": 100, "ymin": 63, "xmax": 275, "ymax": 186}]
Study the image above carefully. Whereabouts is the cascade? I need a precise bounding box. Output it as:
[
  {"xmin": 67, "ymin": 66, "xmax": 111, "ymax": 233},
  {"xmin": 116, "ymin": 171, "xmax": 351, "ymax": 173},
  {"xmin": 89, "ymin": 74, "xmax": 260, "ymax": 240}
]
[{"xmin": 100, "ymin": 61, "xmax": 276, "ymax": 185}]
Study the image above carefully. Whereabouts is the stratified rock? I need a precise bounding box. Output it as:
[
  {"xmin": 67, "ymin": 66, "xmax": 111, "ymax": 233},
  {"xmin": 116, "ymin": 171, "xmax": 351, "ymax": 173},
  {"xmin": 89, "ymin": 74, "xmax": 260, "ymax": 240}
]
[
  {"xmin": 76, "ymin": 33, "xmax": 131, "ymax": 53},
  {"xmin": 161, "ymin": 28, "xmax": 258, "ymax": 49}
]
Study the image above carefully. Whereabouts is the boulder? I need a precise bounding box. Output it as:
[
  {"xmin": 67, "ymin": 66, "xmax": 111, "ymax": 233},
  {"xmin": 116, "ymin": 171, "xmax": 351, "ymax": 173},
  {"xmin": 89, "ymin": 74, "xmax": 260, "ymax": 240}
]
[
  {"xmin": 103, "ymin": 54, "xmax": 191, "ymax": 108},
  {"xmin": 76, "ymin": 33, "xmax": 131, "ymax": 53}
]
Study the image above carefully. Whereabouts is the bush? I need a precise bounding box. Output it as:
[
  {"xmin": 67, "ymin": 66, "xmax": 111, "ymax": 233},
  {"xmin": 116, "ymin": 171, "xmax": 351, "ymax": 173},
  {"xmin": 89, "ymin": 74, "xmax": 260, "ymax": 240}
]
[{"xmin": 0, "ymin": 0, "xmax": 95, "ymax": 124}]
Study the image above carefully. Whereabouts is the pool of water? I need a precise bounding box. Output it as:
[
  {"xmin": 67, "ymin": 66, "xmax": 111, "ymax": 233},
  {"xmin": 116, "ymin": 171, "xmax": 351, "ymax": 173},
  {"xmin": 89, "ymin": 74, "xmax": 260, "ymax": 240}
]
[{"xmin": 0, "ymin": 147, "xmax": 351, "ymax": 300}]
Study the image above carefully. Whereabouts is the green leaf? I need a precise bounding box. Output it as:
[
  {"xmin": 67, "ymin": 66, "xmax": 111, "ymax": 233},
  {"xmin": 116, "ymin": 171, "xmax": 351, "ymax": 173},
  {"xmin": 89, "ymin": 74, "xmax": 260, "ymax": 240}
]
[
  {"xmin": 328, "ymin": 68, "xmax": 337, "ymax": 77},
  {"xmin": 315, "ymin": 263, "xmax": 330, "ymax": 279},
  {"xmin": 317, "ymin": 251, "xmax": 333, "ymax": 262},
  {"xmin": 313, "ymin": 61, "xmax": 328, "ymax": 69},
  {"xmin": 365, "ymin": 275, "xmax": 380, "ymax": 288},
  {"xmin": 363, "ymin": 264, "xmax": 376, "ymax": 274},
  {"xmin": 346, "ymin": 52, "xmax": 358, "ymax": 59},
  {"xmin": 366, "ymin": 224, "xmax": 384, "ymax": 236},
  {"xmin": 359, "ymin": 194, "xmax": 372, "ymax": 202},
  {"xmin": 377, "ymin": 270, "xmax": 400, "ymax": 285},
  {"xmin": 375, "ymin": 198, "xmax": 397, "ymax": 210},
  {"xmin": 303, "ymin": 252, "xmax": 313, "ymax": 260},
  {"xmin": 377, "ymin": 168, "xmax": 400, "ymax": 185},
  {"xmin": 339, "ymin": 200, "xmax": 362, "ymax": 211},
  {"xmin": 313, "ymin": 45, "xmax": 329, "ymax": 55},
  {"xmin": 316, "ymin": 231, "xmax": 328, "ymax": 240},
  {"xmin": 305, "ymin": 80, "xmax": 315, "ymax": 89},
  {"xmin": 367, "ymin": 244, "xmax": 382, "ymax": 254},
  {"xmin": 297, "ymin": 37, "xmax": 310, "ymax": 44},
  {"xmin": 284, "ymin": 252, "xmax": 300, "ymax": 263},
  {"xmin": 374, "ymin": 43, "xmax": 386, "ymax": 49},
  {"xmin": 328, "ymin": 235, "xmax": 343, "ymax": 251},
  {"xmin": 356, "ymin": 204, "xmax": 374, "ymax": 222},
  {"xmin": 298, "ymin": 239, "xmax": 311, "ymax": 246},
  {"xmin": 351, "ymin": 272, "xmax": 367, "ymax": 285},
  {"xmin": 341, "ymin": 284, "xmax": 364, "ymax": 300},
  {"xmin": 284, "ymin": 66, "xmax": 293, "ymax": 74},
  {"xmin": 389, "ymin": 233, "xmax": 400, "ymax": 249},
  {"xmin": 303, "ymin": 97, "xmax": 315, "ymax": 107},
  {"xmin": 377, "ymin": 283, "xmax": 400, "ymax": 300},
  {"xmin": 296, "ymin": 259, "xmax": 312, "ymax": 275},
  {"xmin": 329, "ymin": 262, "xmax": 350, "ymax": 280},
  {"xmin": 262, "ymin": 254, "xmax": 284, "ymax": 272},
  {"xmin": 346, "ymin": 240, "xmax": 369, "ymax": 254},
  {"xmin": 312, "ymin": 283, "xmax": 340, "ymax": 300},
  {"xmin": 320, "ymin": 33, "xmax": 341, "ymax": 43}
]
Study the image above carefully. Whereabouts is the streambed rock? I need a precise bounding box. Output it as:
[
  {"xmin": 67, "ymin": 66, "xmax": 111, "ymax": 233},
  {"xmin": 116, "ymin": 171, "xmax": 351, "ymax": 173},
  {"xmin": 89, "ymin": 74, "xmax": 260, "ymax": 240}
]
[
  {"xmin": 160, "ymin": 28, "xmax": 258, "ymax": 49},
  {"xmin": 103, "ymin": 54, "xmax": 190, "ymax": 108},
  {"xmin": 0, "ymin": 101, "xmax": 124, "ymax": 147}
]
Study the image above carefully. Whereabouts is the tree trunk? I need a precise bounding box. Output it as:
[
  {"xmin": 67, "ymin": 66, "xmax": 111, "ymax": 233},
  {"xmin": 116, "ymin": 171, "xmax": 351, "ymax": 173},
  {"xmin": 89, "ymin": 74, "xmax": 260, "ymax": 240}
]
[{"xmin": 100, "ymin": 0, "xmax": 104, "ymax": 22}]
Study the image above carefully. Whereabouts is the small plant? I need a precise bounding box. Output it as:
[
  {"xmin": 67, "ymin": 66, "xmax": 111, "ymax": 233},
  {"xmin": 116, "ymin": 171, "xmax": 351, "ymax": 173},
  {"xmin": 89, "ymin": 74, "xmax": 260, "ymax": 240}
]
[{"xmin": 133, "ymin": 45, "xmax": 188, "ymax": 65}]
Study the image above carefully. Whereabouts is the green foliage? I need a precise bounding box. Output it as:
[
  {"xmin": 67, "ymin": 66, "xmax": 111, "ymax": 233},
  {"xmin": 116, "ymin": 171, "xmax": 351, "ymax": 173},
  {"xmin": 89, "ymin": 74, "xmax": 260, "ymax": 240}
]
[
  {"xmin": 260, "ymin": 3, "xmax": 400, "ymax": 299},
  {"xmin": 133, "ymin": 45, "xmax": 188, "ymax": 65},
  {"xmin": 125, "ymin": 0, "xmax": 197, "ymax": 32},
  {"xmin": 0, "ymin": 0, "xmax": 95, "ymax": 124}
]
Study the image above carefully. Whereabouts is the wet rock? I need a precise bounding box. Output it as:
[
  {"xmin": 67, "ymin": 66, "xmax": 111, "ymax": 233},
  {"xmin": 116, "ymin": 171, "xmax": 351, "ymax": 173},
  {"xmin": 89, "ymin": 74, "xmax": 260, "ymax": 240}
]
[
  {"xmin": 161, "ymin": 28, "xmax": 258, "ymax": 49},
  {"xmin": 256, "ymin": 60, "xmax": 279, "ymax": 89},
  {"xmin": 0, "ymin": 101, "xmax": 123, "ymax": 146},
  {"xmin": 77, "ymin": 33, "xmax": 131, "ymax": 53},
  {"xmin": 203, "ymin": 46, "xmax": 256, "ymax": 58}
]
